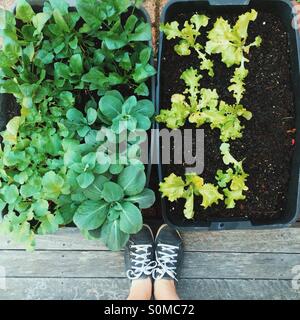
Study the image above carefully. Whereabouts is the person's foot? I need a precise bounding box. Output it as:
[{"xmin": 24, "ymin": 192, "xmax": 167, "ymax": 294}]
[
  {"xmin": 125, "ymin": 224, "xmax": 156, "ymax": 280},
  {"xmin": 152, "ymin": 224, "xmax": 183, "ymax": 281}
]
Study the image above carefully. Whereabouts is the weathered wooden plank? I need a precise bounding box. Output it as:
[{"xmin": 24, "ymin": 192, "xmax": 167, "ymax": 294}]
[
  {"xmin": 0, "ymin": 250, "xmax": 299, "ymax": 280},
  {"xmin": 183, "ymin": 228, "xmax": 300, "ymax": 253},
  {"xmin": 0, "ymin": 278, "xmax": 299, "ymax": 300},
  {"xmin": 2, "ymin": 227, "xmax": 300, "ymax": 253},
  {"xmin": 0, "ymin": 228, "xmax": 108, "ymax": 251}
]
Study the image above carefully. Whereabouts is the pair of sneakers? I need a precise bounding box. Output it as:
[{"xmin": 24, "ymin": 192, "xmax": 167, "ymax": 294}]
[{"xmin": 125, "ymin": 224, "xmax": 183, "ymax": 281}]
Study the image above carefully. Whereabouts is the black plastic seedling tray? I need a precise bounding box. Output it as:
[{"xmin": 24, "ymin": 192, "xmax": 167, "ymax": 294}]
[
  {"xmin": 156, "ymin": 0, "xmax": 300, "ymax": 231},
  {"xmin": 0, "ymin": 0, "xmax": 156, "ymax": 186}
]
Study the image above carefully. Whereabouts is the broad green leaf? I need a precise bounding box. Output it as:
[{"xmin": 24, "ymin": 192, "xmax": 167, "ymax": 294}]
[
  {"xmin": 125, "ymin": 188, "xmax": 155, "ymax": 209},
  {"xmin": 87, "ymin": 108, "xmax": 97, "ymax": 125},
  {"xmin": 81, "ymin": 68, "xmax": 107, "ymax": 89},
  {"xmin": 133, "ymin": 99, "xmax": 154, "ymax": 117},
  {"xmin": 134, "ymin": 83, "xmax": 149, "ymax": 97},
  {"xmin": 70, "ymin": 54, "xmax": 83, "ymax": 74},
  {"xmin": 76, "ymin": 0, "xmax": 102, "ymax": 29},
  {"xmin": 107, "ymin": 205, "xmax": 121, "ymax": 222},
  {"xmin": 82, "ymin": 152, "xmax": 96, "ymax": 168},
  {"xmin": 119, "ymin": 201, "xmax": 142, "ymax": 234},
  {"xmin": 2, "ymin": 36, "xmax": 21, "ymax": 65},
  {"xmin": 139, "ymin": 47, "xmax": 152, "ymax": 65},
  {"xmin": 118, "ymin": 165, "xmax": 146, "ymax": 196},
  {"xmin": 32, "ymin": 199, "xmax": 49, "ymax": 217},
  {"xmin": 20, "ymin": 176, "xmax": 42, "ymax": 198},
  {"xmin": 55, "ymin": 62, "xmax": 70, "ymax": 79},
  {"xmin": 69, "ymin": 36, "xmax": 78, "ymax": 49},
  {"xmin": 129, "ymin": 22, "xmax": 151, "ymax": 42},
  {"xmin": 42, "ymin": 171, "xmax": 66, "ymax": 199},
  {"xmin": 35, "ymin": 50, "xmax": 54, "ymax": 66},
  {"xmin": 74, "ymin": 200, "xmax": 109, "ymax": 230},
  {"xmin": 99, "ymin": 94, "xmax": 123, "ymax": 120},
  {"xmin": 83, "ymin": 175, "xmax": 109, "ymax": 200},
  {"xmin": 118, "ymin": 51, "xmax": 131, "ymax": 71},
  {"xmin": 14, "ymin": 171, "xmax": 28, "ymax": 185},
  {"xmin": 102, "ymin": 181, "xmax": 124, "ymax": 203},
  {"xmin": 95, "ymin": 152, "xmax": 111, "ymax": 174},
  {"xmin": 136, "ymin": 114, "xmax": 151, "ymax": 130},
  {"xmin": 59, "ymin": 91, "xmax": 74, "ymax": 108},
  {"xmin": 100, "ymin": 219, "xmax": 129, "ymax": 251},
  {"xmin": 49, "ymin": 0, "xmax": 69, "ymax": 15},
  {"xmin": 23, "ymin": 43, "xmax": 35, "ymax": 62},
  {"xmin": 109, "ymin": 164, "xmax": 124, "ymax": 175},
  {"xmin": 32, "ymin": 12, "xmax": 51, "ymax": 34},
  {"xmin": 133, "ymin": 63, "xmax": 156, "ymax": 83},
  {"xmin": 1, "ymin": 185, "xmax": 19, "ymax": 204},
  {"xmin": 104, "ymin": 33, "xmax": 128, "ymax": 50},
  {"xmin": 125, "ymin": 15, "xmax": 138, "ymax": 33},
  {"xmin": 77, "ymin": 172, "xmax": 95, "ymax": 189},
  {"xmin": 59, "ymin": 202, "xmax": 77, "ymax": 224},
  {"xmin": 16, "ymin": 0, "xmax": 35, "ymax": 23},
  {"xmin": 66, "ymin": 108, "xmax": 85, "ymax": 123}
]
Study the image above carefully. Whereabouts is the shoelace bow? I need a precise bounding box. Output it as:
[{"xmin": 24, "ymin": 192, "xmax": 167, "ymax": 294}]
[
  {"xmin": 153, "ymin": 243, "xmax": 179, "ymax": 281},
  {"xmin": 126, "ymin": 244, "xmax": 157, "ymax": 280}
]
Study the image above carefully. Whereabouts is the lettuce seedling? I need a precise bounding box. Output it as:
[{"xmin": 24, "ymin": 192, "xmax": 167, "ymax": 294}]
[
  {"xmin": 189, "ymin": 93, "xmax": 252, "ymax": 142},
  {"xmin": 155, "ymin": 94, "xmax": 191, "ymax": 129},
  {"xmin": 216, "ymin": 143, "xmax": 249, "ymax": 208},
  {"xmin": 160, "ymin": 14, "xmax": 214, "ymax": 77},
  {"xmin": 159, "ymin": 173, "xmax": 223, "ymax": 219},
  {"xmin": 157, "ymin": 70, "xmax": 252, "ymax": 142},
  {"xmin": 206, "ymin": 9, "xmax": 262, "ymax": 103},
  {"xmin": 206, "ymin": 9, "xmax": 261, "ymax": 68}
]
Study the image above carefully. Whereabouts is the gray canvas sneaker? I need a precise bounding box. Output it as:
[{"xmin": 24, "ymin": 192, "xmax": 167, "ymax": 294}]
[
  {"xmin": 124, "ymin": 224, "xmax": 157, "ymax": 280},
  {"xmin": 152, "ymin": 224, "xmax": 183, "ymax": 281}
]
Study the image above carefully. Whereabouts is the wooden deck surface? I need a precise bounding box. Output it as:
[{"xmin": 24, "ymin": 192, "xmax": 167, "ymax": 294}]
[{"xmin": 1, "ymin": 226, "xmax": 300, "ymax": 300}]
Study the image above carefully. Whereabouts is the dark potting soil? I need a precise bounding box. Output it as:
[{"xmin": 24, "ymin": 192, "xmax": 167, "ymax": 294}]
[{"xmin": 160, "ymin": 10, "xmax": 296, "ymax": 223}]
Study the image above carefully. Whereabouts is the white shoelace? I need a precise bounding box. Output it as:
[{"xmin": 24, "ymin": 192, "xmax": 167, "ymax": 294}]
[
  {"xmin": 153, "ymin": 244, "xmax": 179, "ymax": 281},
  {"xmin": 126, "ymin": 244, "xmax": 157, "ymax": 280}
]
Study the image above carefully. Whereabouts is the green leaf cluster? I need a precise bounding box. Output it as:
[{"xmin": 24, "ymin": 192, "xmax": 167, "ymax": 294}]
[
  {"xmin": 158, "ymin": 10, "xmax": 260, "ymax": 217},
  {"xmin": 160, "ymin": 14, "xmax": 214, "ymax": 77},
  {"xmin": 216, "ymin": 143, "xmax": 248, "ymax": 209},
  {"xmin": 159, "ymin": 173, "xmax": 223, "ymax": 219},
  {"xmin": 157, "ymin": 68, "xmax": 252, "ymax": 141},
  {"xmin": 0, "ymin": 0, "xmax": 155, "ymax": 251},
  {"xmin": 160, "ymin": 143, "xmax": 249, "ymax": 217},
  {"xmin": 206, "ymin": 9, "xmax": 261, "ymax": 103}
]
